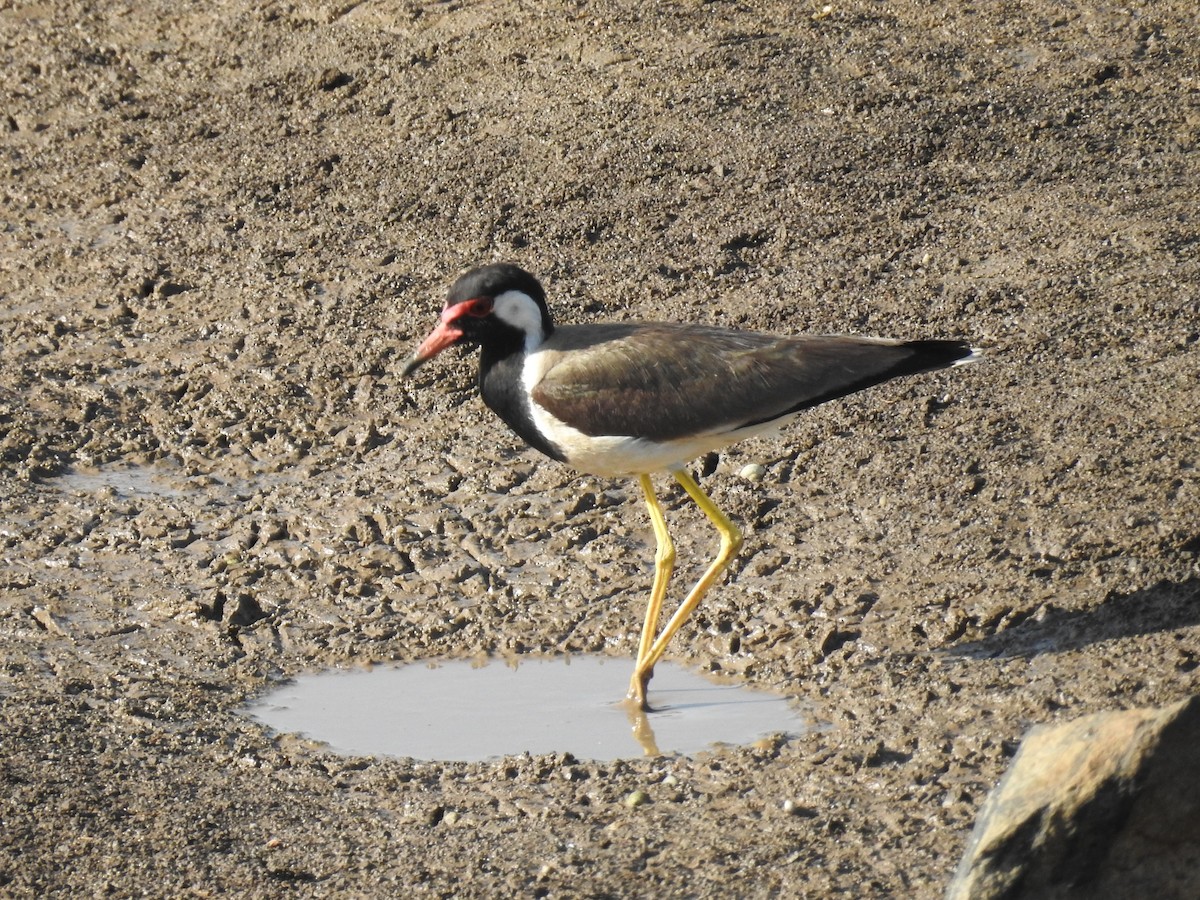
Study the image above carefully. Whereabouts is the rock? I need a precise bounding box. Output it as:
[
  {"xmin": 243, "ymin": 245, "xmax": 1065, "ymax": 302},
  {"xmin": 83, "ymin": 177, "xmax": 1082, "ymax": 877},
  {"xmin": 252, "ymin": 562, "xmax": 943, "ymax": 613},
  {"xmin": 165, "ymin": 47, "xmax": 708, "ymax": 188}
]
[
  {"xmin": 624, "ymin": 790, "xmax": 650, "ymax": 808},
  {"xmin": 739, "ymin": 463, "xmax": 766, "ymax": 482},
  {"xmin": 947, "ymin": 696, "xmax": 1200, "ymax": 900}
]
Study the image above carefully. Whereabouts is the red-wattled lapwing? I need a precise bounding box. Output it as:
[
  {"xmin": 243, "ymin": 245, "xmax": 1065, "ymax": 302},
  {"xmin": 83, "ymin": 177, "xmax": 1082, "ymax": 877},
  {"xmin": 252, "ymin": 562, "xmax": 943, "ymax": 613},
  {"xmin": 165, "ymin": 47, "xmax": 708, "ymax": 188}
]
[{"xmin": 403, "ymin": 263, "xmax": 978, "ymax": 710}]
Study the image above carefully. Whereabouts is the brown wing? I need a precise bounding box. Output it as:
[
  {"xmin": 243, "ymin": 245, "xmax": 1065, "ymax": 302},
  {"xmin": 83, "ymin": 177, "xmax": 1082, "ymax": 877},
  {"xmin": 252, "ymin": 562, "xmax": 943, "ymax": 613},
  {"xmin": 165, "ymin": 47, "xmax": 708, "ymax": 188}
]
[{"xmin": 531, "ymin": 323, "xmax": 969, "ymax": 441}]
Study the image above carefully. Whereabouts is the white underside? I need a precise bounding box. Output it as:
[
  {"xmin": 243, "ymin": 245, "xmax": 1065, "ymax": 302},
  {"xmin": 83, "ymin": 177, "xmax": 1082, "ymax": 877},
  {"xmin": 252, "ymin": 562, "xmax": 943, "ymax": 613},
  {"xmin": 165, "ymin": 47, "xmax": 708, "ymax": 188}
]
[{"xmin": 533, "ymin": 414, "xmax": 790, "ymax": 477}]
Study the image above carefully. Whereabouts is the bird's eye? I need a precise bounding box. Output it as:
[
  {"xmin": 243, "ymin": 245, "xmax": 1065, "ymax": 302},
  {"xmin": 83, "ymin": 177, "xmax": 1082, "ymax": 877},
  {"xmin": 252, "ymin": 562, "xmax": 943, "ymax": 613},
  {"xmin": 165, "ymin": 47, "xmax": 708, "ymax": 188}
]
[
  {"xmin": 462, "ymin": 297, "xmax": 493, "ymax": 317},
  {"xmin": 441, "ymin": 297, "xmax": 493, "ymax": 324}
]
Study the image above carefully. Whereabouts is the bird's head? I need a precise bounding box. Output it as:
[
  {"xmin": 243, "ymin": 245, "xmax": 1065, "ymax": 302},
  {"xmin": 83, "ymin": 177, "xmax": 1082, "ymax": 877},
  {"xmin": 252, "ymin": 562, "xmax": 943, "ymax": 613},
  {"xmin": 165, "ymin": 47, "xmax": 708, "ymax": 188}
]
[{"xmin": 401, "ymin": 263, "xmax": 553, "ymax": 375}]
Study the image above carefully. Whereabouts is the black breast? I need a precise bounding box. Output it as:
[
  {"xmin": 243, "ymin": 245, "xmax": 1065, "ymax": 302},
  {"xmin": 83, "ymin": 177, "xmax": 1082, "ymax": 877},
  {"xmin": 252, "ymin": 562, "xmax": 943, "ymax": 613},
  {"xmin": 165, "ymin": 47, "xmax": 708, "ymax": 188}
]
[{"xmin": 478, "ymin": 350, "xmax": 567, "ymax": 463}]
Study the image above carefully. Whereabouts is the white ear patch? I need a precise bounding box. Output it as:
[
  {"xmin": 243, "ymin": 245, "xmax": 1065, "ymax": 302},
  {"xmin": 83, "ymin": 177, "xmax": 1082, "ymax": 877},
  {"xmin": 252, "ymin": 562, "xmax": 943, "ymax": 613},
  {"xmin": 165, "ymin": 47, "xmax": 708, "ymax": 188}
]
[{"xmin": 492, "ymin": 290, "xmax": 546, "ymax": 350}]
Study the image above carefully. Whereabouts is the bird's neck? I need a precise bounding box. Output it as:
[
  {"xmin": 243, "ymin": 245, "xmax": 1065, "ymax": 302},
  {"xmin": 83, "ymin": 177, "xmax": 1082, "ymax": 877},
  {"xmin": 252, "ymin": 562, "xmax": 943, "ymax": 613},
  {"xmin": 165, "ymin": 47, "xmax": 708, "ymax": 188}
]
[
  {"xmin": 479, "ymin": 328, "xmax": 531, "ymax": 374},
  {"xmin": 479, "ymin": 317, "xmax": 552, "ymax": 368},
  {"xmin": 477, "ymin": 326, "xmax": 565, "ymax": 463}
]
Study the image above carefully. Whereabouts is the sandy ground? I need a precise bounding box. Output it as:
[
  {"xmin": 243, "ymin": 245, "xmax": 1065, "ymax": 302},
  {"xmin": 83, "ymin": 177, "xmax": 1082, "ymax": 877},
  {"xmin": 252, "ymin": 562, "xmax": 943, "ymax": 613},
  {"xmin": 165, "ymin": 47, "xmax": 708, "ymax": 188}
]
[{"xmin": 2, "ymin": 0, "xmax": 1199, "ymax": 896}]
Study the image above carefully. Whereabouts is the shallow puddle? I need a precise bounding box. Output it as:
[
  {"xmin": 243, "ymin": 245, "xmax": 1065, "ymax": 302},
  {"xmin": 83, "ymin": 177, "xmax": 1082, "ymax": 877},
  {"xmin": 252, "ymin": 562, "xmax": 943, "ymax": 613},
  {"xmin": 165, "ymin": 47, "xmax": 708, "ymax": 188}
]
[
  {"xmin": 244, "ymin": 655, "xmax": 807, "ymax": 762},
  {"xmin": 51, "ymin": 463, "xmax": 188, "ymax": 499}
]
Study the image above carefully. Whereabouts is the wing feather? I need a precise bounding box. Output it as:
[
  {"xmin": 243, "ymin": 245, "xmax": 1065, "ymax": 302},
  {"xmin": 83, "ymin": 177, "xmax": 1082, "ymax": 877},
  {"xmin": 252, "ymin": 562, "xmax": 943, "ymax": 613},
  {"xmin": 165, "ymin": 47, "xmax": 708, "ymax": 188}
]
[{"xmin": 530, "ymin": 323, "xmax": 944, "ymax": 441}]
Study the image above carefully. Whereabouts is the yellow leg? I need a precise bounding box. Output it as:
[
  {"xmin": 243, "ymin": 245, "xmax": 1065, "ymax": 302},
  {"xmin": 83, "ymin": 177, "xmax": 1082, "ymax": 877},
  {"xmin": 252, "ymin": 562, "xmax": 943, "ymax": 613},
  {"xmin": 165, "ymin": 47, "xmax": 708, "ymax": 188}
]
[
  {"xmin": 628, "ymin": 469, "xmax": 744, "ymax": 710},
  {"xmin": 633, "ymin": 473, "xmax": 675, "ymax": 673}
]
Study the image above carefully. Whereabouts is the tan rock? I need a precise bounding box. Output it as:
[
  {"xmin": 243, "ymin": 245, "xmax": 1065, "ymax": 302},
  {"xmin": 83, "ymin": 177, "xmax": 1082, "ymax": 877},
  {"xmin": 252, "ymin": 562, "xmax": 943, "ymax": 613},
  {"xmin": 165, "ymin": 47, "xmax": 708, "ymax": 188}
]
[{"xmin": 948, "ymin": 696, "xmax": 1200, "ymax": 900}]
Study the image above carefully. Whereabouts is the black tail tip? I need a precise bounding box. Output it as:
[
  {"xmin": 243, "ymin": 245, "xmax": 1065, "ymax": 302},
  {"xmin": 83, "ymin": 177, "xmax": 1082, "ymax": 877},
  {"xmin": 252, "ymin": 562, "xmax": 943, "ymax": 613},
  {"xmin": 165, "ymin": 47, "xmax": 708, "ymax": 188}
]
[{"xmin": 905, "ymin": 339, "xmax": 981, "ymax": 370}]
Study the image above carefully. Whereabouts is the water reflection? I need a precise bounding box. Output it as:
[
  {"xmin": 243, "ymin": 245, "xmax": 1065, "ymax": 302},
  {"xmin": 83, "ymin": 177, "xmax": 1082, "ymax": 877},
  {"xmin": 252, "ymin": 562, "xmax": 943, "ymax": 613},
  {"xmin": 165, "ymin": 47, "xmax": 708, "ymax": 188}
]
[{"xmin": 245, "ymin": 655, "xmax": 807, "ymax": 762}]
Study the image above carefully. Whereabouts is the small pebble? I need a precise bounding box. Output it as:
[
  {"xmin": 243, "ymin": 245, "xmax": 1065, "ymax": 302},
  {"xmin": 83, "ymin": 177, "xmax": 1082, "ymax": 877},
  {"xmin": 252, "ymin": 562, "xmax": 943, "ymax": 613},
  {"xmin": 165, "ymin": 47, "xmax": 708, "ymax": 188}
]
[
  {"xmin": 624, "ymin": 790, "xmax": 650, "ymax": 808},
  {"xmin": 739, "ymin": 463, "xmax": 766, "ymax": 482}
]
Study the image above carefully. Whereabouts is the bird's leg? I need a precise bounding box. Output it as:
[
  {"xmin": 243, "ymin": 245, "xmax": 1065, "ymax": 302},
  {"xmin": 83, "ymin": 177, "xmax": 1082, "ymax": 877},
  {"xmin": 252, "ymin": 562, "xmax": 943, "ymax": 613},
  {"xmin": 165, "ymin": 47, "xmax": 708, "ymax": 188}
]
[
  {"xmin": 630, "ymin": 469, "xmax": 744, "ymax": 709},
  {"xmin": 629, "ymin": 474, "xmax": 675, "ymax": 707}
]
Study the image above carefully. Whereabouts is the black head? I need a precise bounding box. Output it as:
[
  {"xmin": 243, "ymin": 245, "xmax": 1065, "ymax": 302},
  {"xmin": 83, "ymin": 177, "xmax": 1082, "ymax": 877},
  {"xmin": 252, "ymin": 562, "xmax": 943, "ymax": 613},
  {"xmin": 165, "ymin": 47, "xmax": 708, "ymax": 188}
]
[{"xmin": 402, "ymin": 264, "xmax": 554, "ymax": 375}]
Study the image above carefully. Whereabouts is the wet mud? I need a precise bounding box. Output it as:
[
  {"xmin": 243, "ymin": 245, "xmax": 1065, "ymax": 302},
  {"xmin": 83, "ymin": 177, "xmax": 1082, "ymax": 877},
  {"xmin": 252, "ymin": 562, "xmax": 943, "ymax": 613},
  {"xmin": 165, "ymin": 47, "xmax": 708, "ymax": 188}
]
[{"xmin": 2, "ymin": 1, "xmax": 1198, "ymax": 896}]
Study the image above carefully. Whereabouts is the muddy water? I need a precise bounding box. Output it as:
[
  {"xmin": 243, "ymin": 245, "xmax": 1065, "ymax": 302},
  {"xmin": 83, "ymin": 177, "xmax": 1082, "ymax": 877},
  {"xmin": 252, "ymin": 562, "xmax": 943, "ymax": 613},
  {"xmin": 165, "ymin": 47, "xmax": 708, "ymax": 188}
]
[{"xmin": 245, "ymin": 655, "xmax": 809, "ymax": 762}]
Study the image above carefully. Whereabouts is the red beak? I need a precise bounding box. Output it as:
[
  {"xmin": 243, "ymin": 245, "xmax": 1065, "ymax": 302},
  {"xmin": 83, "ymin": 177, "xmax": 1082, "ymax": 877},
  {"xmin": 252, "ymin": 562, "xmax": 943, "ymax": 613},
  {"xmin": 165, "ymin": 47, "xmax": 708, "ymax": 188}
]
[
  {"xmin": 401, "ymin": 318, "xmax": 463, "ymax": 376},
  {"xmin": 402, "ymin": 297, "xmax": 494, "ymax": 376}
]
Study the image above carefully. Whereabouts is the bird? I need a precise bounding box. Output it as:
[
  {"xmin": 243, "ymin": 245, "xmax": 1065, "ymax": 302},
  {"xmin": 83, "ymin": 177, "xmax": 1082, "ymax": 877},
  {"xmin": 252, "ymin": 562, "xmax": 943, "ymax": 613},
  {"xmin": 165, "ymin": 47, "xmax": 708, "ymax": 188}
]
[{"xmin": 402, "ymin": 263, "xmax": 977, "ymax": 710}]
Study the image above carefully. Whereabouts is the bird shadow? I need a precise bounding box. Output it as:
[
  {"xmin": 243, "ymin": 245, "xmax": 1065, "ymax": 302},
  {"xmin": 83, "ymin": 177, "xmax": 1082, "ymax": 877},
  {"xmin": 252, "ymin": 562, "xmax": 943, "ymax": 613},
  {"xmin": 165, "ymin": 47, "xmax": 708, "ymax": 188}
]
[{"xmin": 945, "ymin": 576, "xmax": 1200, "ymax": 660}]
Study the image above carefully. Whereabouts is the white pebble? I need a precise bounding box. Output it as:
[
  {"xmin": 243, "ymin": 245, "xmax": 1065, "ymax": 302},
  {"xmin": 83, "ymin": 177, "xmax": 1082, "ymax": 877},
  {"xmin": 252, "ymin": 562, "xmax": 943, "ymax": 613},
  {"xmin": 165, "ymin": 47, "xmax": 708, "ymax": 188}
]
[{"xmin": 739, "ymin": 463, "xmax": 766, "ymax": 482}]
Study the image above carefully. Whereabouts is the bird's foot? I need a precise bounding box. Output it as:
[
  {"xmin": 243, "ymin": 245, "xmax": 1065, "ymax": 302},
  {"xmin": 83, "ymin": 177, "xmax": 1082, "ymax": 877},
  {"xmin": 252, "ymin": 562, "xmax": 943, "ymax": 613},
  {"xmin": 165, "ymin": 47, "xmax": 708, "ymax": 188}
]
[{"xmin": 626, "ymin": 666, "xmax": 654, "ymax": 712}]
